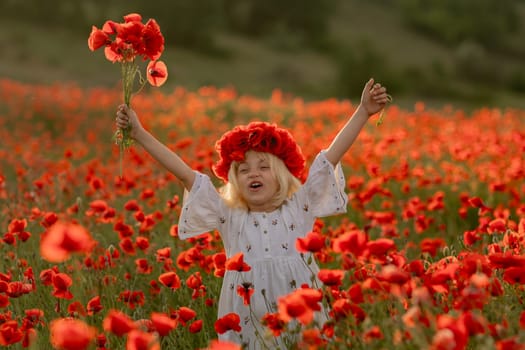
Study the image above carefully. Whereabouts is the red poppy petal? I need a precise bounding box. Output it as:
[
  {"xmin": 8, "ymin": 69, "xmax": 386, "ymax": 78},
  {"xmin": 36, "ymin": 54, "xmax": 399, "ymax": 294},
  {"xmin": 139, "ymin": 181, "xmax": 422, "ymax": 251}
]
[{"xmin": 147, "ymin": 60, "xmax": 168, "ymax": 87}]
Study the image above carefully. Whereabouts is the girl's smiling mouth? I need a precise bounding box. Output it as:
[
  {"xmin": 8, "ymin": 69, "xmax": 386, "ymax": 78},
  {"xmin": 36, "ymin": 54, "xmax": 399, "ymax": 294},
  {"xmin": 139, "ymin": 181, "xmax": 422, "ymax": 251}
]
[{"xmin": 249, "ymin": 181, "xmax": 263, "ymax": 190}]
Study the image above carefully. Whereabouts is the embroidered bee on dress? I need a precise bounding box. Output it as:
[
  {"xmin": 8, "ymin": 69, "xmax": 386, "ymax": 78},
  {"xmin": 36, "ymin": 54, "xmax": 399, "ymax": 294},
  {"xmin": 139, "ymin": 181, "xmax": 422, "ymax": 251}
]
[
  {"xmin": 272, "ymin": 219, "xmax": 278, "ymax": 226},
  {"xmin": 219, "ymin": 216, "xmax": 226, "ymax": 224},
  {"xmin": 303, "ymin": 204, "xmax": 309, "ymax": 212},
  {"xmin": 290, "ymin": 279, "xmax": 297, "ymax": 289},
  {"xmin": 281, "ymin": 243, "xmax": 288, "ymax": 250},
  {"xmin": 289, "ymin": 224, "xmax": 295, "ymax": 231},
  {"xmin": 246, "ymin": 244, "xmax": 252, "ymax": 252},
  {"xmin": 229, "ymin": 283, "xmax": 234, "ymax": 290},
  {"xmin": 253, "ymin": 220, "xmax": 259, "ymax": 227}
]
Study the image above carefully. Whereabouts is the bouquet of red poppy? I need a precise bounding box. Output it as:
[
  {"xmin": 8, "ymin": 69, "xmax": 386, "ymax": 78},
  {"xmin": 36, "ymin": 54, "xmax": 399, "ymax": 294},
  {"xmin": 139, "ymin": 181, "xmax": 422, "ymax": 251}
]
[{"xmin": 88, "ymin": 13, "xmax": 168, "ymax": 174}]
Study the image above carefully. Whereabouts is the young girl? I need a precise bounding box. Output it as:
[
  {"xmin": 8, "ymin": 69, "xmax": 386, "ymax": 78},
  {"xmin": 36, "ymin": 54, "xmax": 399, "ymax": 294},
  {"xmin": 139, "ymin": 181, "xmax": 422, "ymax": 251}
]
[{"xmin": 116, "ymin": 78, "xmax": 389, "ymax": 348}]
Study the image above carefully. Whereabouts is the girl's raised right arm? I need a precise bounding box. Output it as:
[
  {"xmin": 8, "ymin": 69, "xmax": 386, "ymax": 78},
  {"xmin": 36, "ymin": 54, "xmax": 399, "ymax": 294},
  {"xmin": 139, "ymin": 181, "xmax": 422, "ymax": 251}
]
[{"xmin": 116, "ymin": 104, "xmax": 195, "ymax": 191}]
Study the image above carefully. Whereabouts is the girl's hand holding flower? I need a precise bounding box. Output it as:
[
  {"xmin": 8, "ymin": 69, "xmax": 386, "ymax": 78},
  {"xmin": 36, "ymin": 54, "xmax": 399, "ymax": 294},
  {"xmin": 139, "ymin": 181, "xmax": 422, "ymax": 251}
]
[
  {"xmin": 359, "ymin": 78, "xmax": 392, "ymax": 126},
  {"xmin": 116, "ymin": 104, "xmax": 143, "ymax": 141},
  {"xmin": 360, "ymin": 78, "xmax": 389, "ymax": 116}
]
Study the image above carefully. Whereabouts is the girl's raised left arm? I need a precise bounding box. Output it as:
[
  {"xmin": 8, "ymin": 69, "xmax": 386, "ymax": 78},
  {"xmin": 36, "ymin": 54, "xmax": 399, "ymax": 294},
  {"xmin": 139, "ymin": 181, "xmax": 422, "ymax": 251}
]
[{"xmin": 325, "ymin": 78, "xmax": 389, "ymax": 166}]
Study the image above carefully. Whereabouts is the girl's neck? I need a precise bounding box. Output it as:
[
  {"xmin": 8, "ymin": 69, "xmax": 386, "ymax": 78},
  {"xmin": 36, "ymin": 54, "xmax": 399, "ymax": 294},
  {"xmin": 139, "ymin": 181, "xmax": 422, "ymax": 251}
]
[{"xmin": 248, "ymin": 204, "xmax": 279, "ymax": 213}]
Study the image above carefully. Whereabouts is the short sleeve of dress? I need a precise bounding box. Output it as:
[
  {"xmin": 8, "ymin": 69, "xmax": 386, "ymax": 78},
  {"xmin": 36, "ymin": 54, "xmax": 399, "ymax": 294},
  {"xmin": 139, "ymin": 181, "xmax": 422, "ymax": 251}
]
[
  {"xmin": 303, "ymin": 151, "xmax": 348, "ymax": 218},
  {"xmin": 178, "ymin": 172, "xmax": 223, "ymax": 240}
]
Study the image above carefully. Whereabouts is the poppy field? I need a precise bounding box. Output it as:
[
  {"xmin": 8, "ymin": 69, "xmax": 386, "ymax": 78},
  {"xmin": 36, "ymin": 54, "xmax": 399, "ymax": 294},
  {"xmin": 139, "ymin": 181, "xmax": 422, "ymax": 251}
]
[{"xmin": 1, "ymin": 77, "xmax": 525, "ymax": 349}]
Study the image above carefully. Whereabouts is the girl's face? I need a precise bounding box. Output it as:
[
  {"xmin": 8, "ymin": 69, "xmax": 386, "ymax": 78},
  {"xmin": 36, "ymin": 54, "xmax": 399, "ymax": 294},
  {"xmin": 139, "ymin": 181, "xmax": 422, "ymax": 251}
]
[{"xmin": 236, "ymin": 151, "xmax": 279, "ymax": 212}]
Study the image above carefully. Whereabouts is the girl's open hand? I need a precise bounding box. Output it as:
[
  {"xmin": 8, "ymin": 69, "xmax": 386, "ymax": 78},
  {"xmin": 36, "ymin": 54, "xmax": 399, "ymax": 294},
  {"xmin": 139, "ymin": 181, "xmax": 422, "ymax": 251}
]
[
  {"xmin": 115, "ymin": 104, "xmax": 143, "ymax": 140},
  {"xmin": 360, "ymin": 78, "xmax": 390, "ymax": 117}
]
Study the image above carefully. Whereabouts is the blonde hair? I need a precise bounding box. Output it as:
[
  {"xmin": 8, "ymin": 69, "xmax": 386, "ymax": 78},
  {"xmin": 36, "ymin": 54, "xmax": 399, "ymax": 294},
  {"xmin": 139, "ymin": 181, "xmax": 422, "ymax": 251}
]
[{"xmin": 219, "ymin": 151, "xmax": 301, "ymax": 210}]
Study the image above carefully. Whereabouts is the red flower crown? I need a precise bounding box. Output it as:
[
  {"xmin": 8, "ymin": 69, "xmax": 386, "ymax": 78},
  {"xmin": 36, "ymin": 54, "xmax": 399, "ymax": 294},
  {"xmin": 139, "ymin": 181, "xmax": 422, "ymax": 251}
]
[{"xmin": 213, "ymin": 121, "xmax": 305, "ymax": 182}]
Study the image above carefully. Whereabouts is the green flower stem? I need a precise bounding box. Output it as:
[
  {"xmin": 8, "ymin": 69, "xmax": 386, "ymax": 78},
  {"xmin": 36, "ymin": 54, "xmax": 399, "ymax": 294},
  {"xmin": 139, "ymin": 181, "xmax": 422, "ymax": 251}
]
[
  {"xmin": 375, "ymin": 94, "xmax": 393, "ymax": 127},
  {"xmin": 115, "ymin": 57, "xmax": 138, "ymax": 178}
]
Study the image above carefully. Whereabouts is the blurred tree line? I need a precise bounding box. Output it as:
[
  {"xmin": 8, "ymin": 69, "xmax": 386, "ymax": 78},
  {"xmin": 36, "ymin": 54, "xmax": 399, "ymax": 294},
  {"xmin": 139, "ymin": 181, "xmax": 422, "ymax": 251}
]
[
  {"xmin": 0, "ymin": 0, "xmax": 336, "ymax": 52},
  {"xmin": 1, "ymin": 0, "xmax": 524, "ymax": 99}
]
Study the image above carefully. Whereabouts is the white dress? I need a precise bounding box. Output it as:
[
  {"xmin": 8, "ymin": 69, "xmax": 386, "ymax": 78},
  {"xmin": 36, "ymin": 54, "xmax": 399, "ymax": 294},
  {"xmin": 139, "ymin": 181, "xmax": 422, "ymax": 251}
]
[{"xmin": 178, "ymin": 151, "xmax": 347, "ymax": 349}]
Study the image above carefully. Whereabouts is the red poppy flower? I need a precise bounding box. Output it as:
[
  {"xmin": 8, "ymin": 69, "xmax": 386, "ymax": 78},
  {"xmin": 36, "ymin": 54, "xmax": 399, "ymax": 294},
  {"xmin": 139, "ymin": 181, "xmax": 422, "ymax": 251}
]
[
  {"xmin": 488, "ymin": 252, "xmax": 525, "ymax": 269},
  {"xmin": 366, "ymin": 238, "xmax": 396, "ymax": 256},
  {"xmin": 189, "ymin": 319, "xmax": 203, "ymax": 333},
  {"xmin": 212, "ymin": 252, "xmax": 226, "ymax": 277},
  {"xmin": 331, "ymin": 298, "xmax": 366, "ymax": 323},
  {"xmin": 169, "ymin": 224, "xmax": 179, "ymax": 238},
  {"xmin": 40, "ymin": 220, "xmax": 96, "ymax": 263},
  {"xmin": 261, "ymin": 313, "xmax": 286, "ymax": 337},
  {"xmin": 460, "ymin": 311, "xmax": 487, "ymax": 336},
  {"xmin": 155, "ymin": 247, "xmax": 171, "ymax": 261},
  {"xmin": 236, "ymin": 282, "xmax": 254, "ymax": 305},
  {"xmin": 118, "ymin": 21, "xmax": 146, "ymax": 58},
  {"xmin": 318, "ymin": 269, "xmax": 345, "ymax": 287},
  {"xmin": 176, "ymin": 247, "xmax": 204, "ymax": 271},
  {"xmin": 430, "ymin": 262, "xmax": 459, "ymax": 286},
  {"xmin": 114, "ymin": 220, "xmax": 134, "ymax": 239},
  {"xmin": 420, "ymin": 237, "xmax": 446, "ymax": 257},
  {"xmin": 186, "ymin": 272, "xmax": 203, "ymax": 290},
  {"xmin": 50, "ymin": 318, "xmax": 96, "ymax": 350},
  {"xmin": 6, "ymin": 282, "xmax": 33, "ymax": 298},
  {"xmin": 331, "ymin": 229, "xmax": 368, "ymax": 256},
  {"xmin": 175, "ymin": 306, "xmax": 197, "ymax": 324},
  {"xmin": 214, "ymin": 313, "xmax": 241, "ymax": 334},
  {"xmin": 487, "ymin": 218, "xmax": 507, "ymax": 234},
  {"xmin": 205, "ymin": 340, "xmax": 242, "ymax": 350},
  {"xmin": 277, "ymin": 288, "xmax": 322, "ymax": 325},
  {"xmin": 126, "ymin": 329, "xmax": 160, "ymax": 350},
  {"xmin": 95, "ymin": 334, "xmax": 107, "ymax": 348},
  {"xmin": 363, "ymin": 325, "xmax": 383, "ymax": 342},
  {"xmin": 2, "ymin": 232, "xmax": 15, "ymax": 245},
  {"xmin": 52, "ymin": 273, "xmax": 74, "ymax": 300},
  {"xmin": 103, "ymin": 309, "xmax": 136, "ymax": 337},
  {"xmin": 41, "ymin": 212, "xmax": 59, "ymax": 228},
  {"xmin": 142, "ymin": 19, "xmax": 165, "ymax": 61},
  {"xmin": 39, "ymin": 267, "xmax": 57, "ymax": 286},
  {"xmin": 123, "ymin": 13, "xmax": 142, "ymax": 23},
  {"xmin": 23, "ymin": 309, "xmax": 44, "ymax": 329},
  {"xmin": 67, "ymin": 301, "xmax": 87, "ymax": 317},
  {"xmin": 87, "ymin": 296, "xmax": 103, "ymax": 315},
  {"xmin": 435, "ymin": 315, "xmax": 469, "ymax": 350},
  {"xmin": 225, "ymin": 252, "xmax": 251, "ymax": 272},
  {"xmin": 468, "ymin": 196, "xmax": 490, "ymax": 210},
  {"xmin": 150, "ymin": 280, "xmax": 161, "ymax": 296},
  {"xmin": 377, "ymin": 265, "xmax": 411, "ymax": 285},
  {"xmin": 147, "ymin": 61, "xmax": 168, "ymax": 87},
  {"xmin": 88, "ymin": 26, "xmax": 110, "ymax": 51},
  {"xmin": 118, "ymin": 290, "xmax": 145, "ymax": 309},
  {"xmin": 119, "ymin": 237, "xmax": 136, "ymax": 255},
  {"xmin": 503, "ymin": 267, "xmax": 525, "ymax": 284},
  {"xmin": 150, "ymin": 312, "xmax": 177, "ymax": 336},
  {"xmin": 158, "ymin": 272, "xmax": 181, "ymax": 290},
  {"xmin": 348, "ymin": 283, "xmax": 364, "ymax": 304},
  {"xmin": 495, "ymin": 337, "xmax": 525, "ymax": 350},
  {"xmin": 124, "ymin": 199, "xmax": 141, "ymax": 211},
  {"xmin": 7, "ymin": 218, "xmax": 30, "ymax": 237},
  {"xmin": 135, "ymin": 259, "xmax": 152, "ymax": 274},
  {"xmin": 136, "ymin": 236, "xmax": 150, "ymax": 251},
  {"xmin": 0, "ymin": 320, "xmax": 23, "ymax": 346},
  {"xmin": 296, "ymin": 231, "xmax": 326, "ymax": 253}
]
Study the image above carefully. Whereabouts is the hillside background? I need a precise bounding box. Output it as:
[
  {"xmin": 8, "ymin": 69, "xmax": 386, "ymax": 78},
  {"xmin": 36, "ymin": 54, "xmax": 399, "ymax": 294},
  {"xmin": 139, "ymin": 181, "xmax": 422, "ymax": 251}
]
[{"xmin": 1, "ymin": 0, "xmax": 524, "ymax": 110}]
